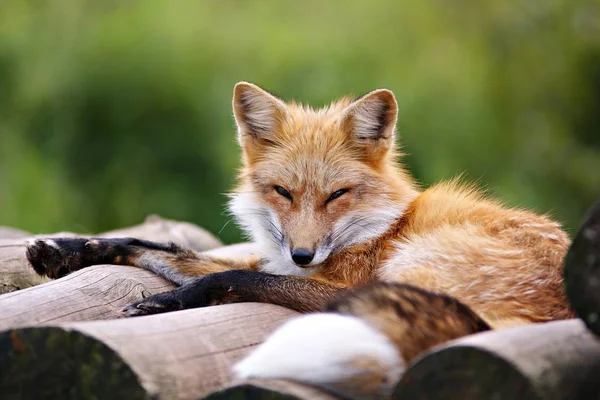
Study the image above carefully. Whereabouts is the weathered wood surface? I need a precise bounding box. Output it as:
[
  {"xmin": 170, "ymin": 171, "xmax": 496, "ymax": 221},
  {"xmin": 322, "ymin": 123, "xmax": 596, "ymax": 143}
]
[
  {"xmin": 0, "ymin": 226, "xmax": 52, "ymax": 293},
  {"xmin": 0, "ymin": 227, "xmax": 30, "ymax": 239},
  {"xmin": 0, "ymin": 243, "xmax": 259, "ymax": 330},
  {"xmin": 0, "ymin": 220, "xmax": 323, "ymax": 399},
  {"xmin": 394, "ymin": 319, "xmax": 600, "ymax": 400},
  {"xmin": 0, "ymin": 303, "xmax": 335, "ymax": 400},
  {"xmin": 3, "ymin": 203, "xmax": 600, "ymax": 400},
  {"xmin": 100, "ymin": 214, "xmax": 222, "ymax": 250},
  {"xmin": 0, "ymin": 238, "xmax": 50, "ymax": 293},
  {"xmin": 206, "ymin": 380, "xmax": 338, "ymax": 400},
  {"xmin": 0, "ymin": 215, "xmax": 223, "ymax": 294},
  {"xmin": 0, "ymin": 265, "xmax": 174, "ymax": 330},
  {"xmin": 564, "ymin": 202, "xmax": 600, "ymax": 337}
]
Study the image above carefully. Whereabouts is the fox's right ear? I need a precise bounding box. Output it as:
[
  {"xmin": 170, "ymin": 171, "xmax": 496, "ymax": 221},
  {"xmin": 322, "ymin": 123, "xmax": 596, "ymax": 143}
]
[{"xmin": 232, "ymin": 82, "xmax": 287, "ymax": 148}]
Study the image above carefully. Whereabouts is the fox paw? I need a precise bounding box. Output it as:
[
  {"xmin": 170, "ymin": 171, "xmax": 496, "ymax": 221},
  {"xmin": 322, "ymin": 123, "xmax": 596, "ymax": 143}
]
[
  {"xmin": 122, "ymin": 292, "xmax": 184, "ymax": 317},
  {"xmin": 25, "ymin": 238, "xmax": 90, "ymax": 279},
  {"xmin": 25, "ymin": 237, "xmax": 148, "ymax": 279}
]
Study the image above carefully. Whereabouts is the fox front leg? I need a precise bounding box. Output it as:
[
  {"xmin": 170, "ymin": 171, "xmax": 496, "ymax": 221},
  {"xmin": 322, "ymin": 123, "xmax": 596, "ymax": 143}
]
[
  {"xmin": 25, "ymin": 237, "xmax": 258, "ymax": 283},
  {"xmin": 123, "ymin": 270, "xmax": 348, "ymax": 317}
]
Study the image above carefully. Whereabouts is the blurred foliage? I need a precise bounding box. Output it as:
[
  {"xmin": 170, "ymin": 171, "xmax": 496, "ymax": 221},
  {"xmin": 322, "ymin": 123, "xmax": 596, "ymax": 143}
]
[{"xmin": 0, "ymin": 0, "xmax": 598, "ymax": 243}]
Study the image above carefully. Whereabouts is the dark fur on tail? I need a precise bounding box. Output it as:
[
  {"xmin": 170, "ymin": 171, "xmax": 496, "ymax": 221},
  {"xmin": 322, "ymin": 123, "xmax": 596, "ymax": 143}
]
[
  {"xmin": 234, "ymin": 281, "xmax": 492, "ymax": 399},
  {"xmin": 327, "ymin": 281, "xmax": 492, "ymax": 363}
]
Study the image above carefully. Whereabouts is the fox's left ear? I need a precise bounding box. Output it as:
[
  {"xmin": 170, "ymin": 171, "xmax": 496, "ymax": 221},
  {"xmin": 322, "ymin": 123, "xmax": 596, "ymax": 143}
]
[{"xmin": 341, "ymin": 89, "xmax": 398, "ymax": 156}]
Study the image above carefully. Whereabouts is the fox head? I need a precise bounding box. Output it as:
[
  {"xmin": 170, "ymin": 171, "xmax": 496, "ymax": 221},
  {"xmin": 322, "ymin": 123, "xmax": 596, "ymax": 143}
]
[{"xmin": 228, "ymin": 82, "xmax": 418, "ymax": 276}]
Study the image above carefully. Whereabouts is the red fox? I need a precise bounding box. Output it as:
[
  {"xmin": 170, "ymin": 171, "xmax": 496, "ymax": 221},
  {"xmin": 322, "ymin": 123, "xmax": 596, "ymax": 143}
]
[{"xmin": 26, "ymin": 82, "xmax": 573, "ymax": 399}]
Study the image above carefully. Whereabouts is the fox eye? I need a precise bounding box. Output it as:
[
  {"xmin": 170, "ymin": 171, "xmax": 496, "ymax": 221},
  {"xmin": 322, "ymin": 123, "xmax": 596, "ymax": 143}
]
[
  {"xmin": 326, "ymin": 189, "xmax": 349, "ymax": 204},
  {"xmin": 274, "ymin": 185, "xmax": 293, "ymax": 202}
]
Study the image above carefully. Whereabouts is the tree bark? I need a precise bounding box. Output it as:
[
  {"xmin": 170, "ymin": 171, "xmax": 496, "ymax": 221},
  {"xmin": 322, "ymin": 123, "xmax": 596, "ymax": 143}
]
[{"xmin": 394, "ymin": 319, "xmax": 600, "ymax": 400}]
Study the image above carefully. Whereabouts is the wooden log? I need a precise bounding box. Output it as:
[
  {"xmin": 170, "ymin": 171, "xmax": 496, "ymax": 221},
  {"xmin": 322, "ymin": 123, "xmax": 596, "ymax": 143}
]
[
  {"xmin": 0, "ymin": 240, "xmax": 331, "ymax": 399},
  {"xmin": 394, "ymin": 319, "xmax": 600, "ymax": 400},
  {"xmin": 0, "ymin": 243, "xmax": 259, "ymax": 330},
  {"xmin": 0, "ymin": 303, "xmax": 334, "ymax": 400},
  {"xmin": 100, "ymin": 214, "xmax": 223, "ymax": 251},
  {"xmin": 0, "ymin": 219, "xmax": 46, "ymax": 293},
  {"xmin": 0, "ymin": 265, "xmax": 174, "ymax": 330},
  {"xmin": 0, "ymin": 215, "xmax": 223, "ymax": 294},
  {"xmin": 0, "ymin": 238, "xmax": 50, "ymax": 294},
  {"xmin": 206, "ymin": 379, "xmax": 338, "ymax": 400},
  {"xmin": 564, "ymin": 201, "xmax": 600, "ymax": 336},
  {"xmin": 0, "ymin": 227, "xmax": 30, "ymax": 239}
]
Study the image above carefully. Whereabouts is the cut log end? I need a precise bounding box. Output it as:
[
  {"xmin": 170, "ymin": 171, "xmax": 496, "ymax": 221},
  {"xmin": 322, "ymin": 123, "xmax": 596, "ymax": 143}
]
[
  {"xmin": 564, "ymin": 201, "xmax": 600, "ymax": 336},
  {"xmin": 206, "ymin": 385, "xmax": 317, "ymax": 400},
  {"xmin": 394, "ymin": 320, "xmax": 600, "ymax": 400},
  {"xmin": 206, "ymin": 380, "xmax": 338, "ymax": 400},
  {"xmin": 394, "ymin": 346, "xmax": 540, "ymax": 400},
  {"xmin": 0, "ymin": 304, "xmax": 306, "ymax": 400},
  {"xmin": 205, "ymin": 385, "xmax": 297, "ymax": 400},
  {"xmin": 0, "ymin": 327, "xmax": 149, "ymax": 400}
]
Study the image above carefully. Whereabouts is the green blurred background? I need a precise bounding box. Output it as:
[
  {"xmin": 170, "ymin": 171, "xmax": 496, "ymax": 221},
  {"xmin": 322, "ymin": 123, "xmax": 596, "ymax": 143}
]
[{"xmin": 0, "ymin": 0, "xmax": 598, "ymax": 243}]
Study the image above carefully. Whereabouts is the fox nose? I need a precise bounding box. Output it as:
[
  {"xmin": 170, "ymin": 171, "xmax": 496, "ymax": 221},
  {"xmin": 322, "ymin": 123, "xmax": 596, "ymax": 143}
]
[{"xmin": 291, "ymin": 248, "xmax": 314, "ymax": 266}]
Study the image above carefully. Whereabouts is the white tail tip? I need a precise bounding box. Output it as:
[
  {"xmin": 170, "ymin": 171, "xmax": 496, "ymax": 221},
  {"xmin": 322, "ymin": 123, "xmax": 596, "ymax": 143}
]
[{"xmin": 233, "ymin": 313, "xmax": 404, "ymax": 399}]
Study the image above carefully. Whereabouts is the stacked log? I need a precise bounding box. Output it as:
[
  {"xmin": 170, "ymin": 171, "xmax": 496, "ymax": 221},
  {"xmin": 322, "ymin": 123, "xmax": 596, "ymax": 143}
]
[
  {"xmin": 0, "ymin": 215, "xmax": 222, "ymax": 295},
  {"xmin": 0, "ymin": 242, "xmax": 258, "ymax": 328},
  {"xmin": 1, "ymin": 202, "xmax": 600, "ymax": 399},
  {"xmin": 0, "ymin": 303, "xmax": 305, "ymax": 400},
  {"xmin": 564, "ymin": 202, "xmax": 600, "ymax": 336},
  {"xmin": 394, "ymin": 319, "xmax": 600, "ymax": 399},
  {"xmin": 0, "ymin": 218, "xmax": 332, "ymax": 399}
]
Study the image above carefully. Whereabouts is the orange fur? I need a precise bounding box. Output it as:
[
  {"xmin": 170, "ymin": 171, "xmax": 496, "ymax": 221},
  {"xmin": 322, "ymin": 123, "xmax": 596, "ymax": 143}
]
[{"xmin": 230, "ymin": 82, "xmax": 573, "ymax": 327}]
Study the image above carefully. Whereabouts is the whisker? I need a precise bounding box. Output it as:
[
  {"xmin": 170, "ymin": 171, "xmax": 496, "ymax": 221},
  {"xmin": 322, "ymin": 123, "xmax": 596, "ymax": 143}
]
[
  {"xmin": 217, "ymin": 220, "xmax": 232, "ymax": 235},
  {"xmin": 330, "ymin": 215, "xmax": 383, "ymax": 253}
]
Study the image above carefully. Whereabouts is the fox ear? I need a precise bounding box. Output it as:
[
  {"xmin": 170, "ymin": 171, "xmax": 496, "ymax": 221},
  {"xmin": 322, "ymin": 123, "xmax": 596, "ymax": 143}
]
[
  {"xmin": 232, "ymin": 82, "xmax": 287, "ymax": 145},
  {"xmin": 342, "ymin": 89, "xmax": 398, "ymax": 154}
]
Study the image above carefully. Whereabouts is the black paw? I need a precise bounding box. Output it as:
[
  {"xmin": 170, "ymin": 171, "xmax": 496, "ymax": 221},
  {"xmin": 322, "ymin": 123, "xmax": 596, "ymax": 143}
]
[
  {"xmin": 122, "ymin": 292, "xmax": 184, "ymax": 317},
  {"xmin": 24, "ymin": 237, "xmax": 149, "ymax": 279},
  {"xmin": 122, "ymin": 271, "xmax": 254, "ymax": 317},
  {"xmin": 25, "ymin": 238, "xmax": 90, "ymax": 279}
]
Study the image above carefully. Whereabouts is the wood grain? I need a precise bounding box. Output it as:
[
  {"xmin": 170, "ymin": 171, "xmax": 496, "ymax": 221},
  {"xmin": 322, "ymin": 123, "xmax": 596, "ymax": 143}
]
[
  {"xmin": 0, "ymin": 265, "xmax": 174, "ymax": 330},
  {"xmin": 0, "ymin": 243, "xmax": 260, "ymax": 330}
]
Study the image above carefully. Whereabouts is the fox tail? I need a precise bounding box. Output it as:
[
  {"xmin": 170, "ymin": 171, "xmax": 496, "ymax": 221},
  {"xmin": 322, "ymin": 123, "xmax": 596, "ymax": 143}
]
[{"xmin": 233, "ymin": 282, "xmax": 490, "ymax": 399}]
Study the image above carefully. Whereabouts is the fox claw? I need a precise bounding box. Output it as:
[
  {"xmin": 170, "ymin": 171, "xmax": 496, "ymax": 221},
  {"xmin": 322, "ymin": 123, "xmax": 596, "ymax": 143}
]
[{"xmin": 122, "ymin": 293, "xmax": 184, "ymax": 317}]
